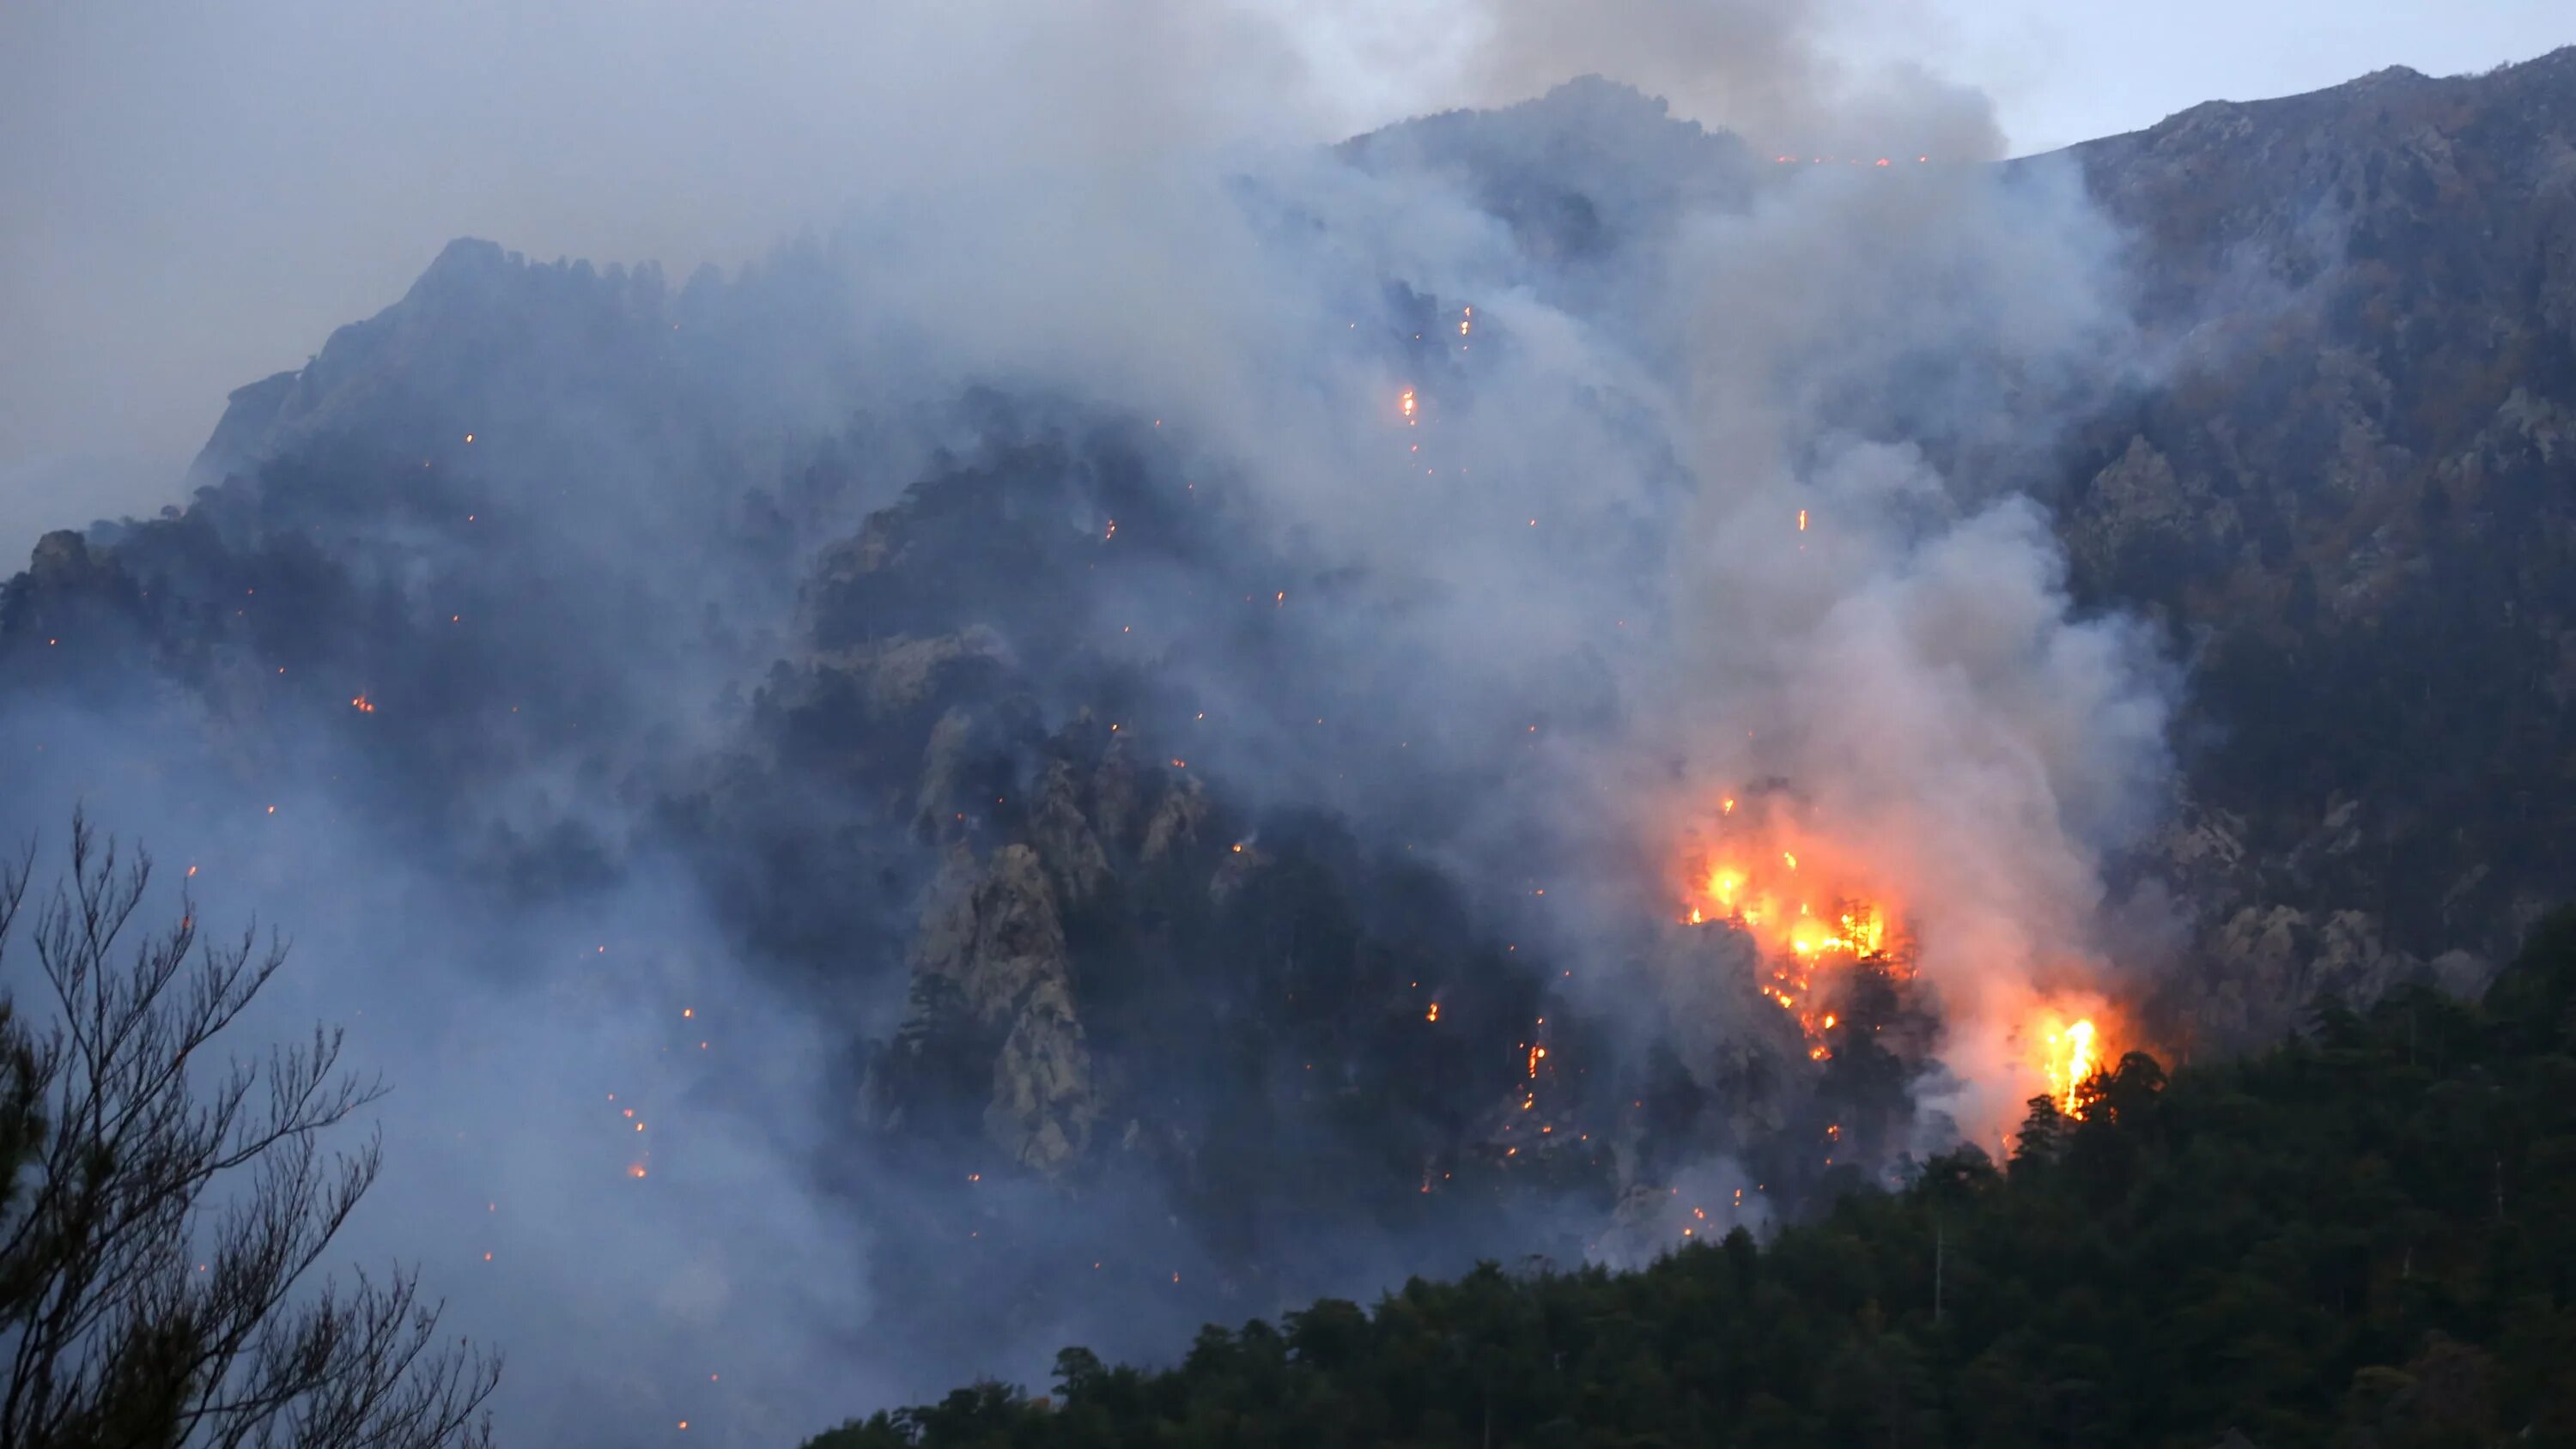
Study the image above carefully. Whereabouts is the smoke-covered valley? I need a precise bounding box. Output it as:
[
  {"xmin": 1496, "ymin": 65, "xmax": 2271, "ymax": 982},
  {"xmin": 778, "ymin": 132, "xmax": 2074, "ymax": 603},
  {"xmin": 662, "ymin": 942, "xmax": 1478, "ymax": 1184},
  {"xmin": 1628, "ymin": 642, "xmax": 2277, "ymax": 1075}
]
[{"xmin": 6, "ymin": 11, "xmax": 2576, "ymax": 1443}]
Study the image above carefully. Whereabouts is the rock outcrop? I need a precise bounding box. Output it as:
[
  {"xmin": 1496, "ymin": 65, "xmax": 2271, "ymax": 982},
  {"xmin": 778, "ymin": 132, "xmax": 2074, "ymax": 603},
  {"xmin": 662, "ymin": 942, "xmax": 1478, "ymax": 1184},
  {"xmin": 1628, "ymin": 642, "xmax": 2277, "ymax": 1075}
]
[{"xmin": 912, "ymin": 842, "xmax": 1099, "ymax": 1173}]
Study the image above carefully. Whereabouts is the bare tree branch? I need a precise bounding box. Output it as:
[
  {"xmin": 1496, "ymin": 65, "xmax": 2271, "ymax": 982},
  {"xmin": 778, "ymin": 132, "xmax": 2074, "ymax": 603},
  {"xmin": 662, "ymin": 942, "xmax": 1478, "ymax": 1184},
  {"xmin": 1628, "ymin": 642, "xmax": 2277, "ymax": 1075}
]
[{"xmin": 0, "ymin": 813, "xmax": 500, "ymax": 1449}]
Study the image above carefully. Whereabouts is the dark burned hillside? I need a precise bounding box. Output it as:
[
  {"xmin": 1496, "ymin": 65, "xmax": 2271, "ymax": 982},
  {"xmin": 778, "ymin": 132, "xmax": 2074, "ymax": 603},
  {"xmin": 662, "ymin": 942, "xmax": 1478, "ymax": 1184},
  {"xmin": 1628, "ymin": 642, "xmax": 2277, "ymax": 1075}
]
[
  {"xmin": 677, "ymin": 410, "xmax": 1947, "ymax": 1376},
  {"xmin": 2, "ymin": 367, "xmax": 1948, "ymax": 1382}
]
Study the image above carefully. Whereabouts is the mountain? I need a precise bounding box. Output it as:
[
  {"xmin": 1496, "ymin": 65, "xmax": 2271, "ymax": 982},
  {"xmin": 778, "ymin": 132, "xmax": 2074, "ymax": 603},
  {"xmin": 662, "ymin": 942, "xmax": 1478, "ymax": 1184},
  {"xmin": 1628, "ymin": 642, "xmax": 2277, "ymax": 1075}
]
[
  {"xmin": 6, "ymin": 47, "xmax": 2576, "ymax": 1427},
  {"xmin": 2042, "ymin": 48, "xmax": 2576, "ymax": 1047}
]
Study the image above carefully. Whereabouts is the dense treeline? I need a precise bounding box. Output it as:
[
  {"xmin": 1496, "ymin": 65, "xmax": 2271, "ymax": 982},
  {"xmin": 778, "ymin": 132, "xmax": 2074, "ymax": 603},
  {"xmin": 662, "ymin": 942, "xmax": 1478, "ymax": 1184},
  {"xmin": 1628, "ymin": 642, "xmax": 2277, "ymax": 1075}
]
[{"xmin": 806, "ymin": 912, "xmax": 2576, "ymax": 1447}]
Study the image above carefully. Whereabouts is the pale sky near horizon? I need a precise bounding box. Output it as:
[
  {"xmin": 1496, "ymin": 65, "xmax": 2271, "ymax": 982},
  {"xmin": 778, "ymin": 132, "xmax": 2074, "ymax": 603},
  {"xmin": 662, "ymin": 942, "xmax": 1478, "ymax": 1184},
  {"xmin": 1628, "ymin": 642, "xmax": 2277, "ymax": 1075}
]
[{"xmin": 1, "ymin": 2, "xmax": 2567, "ymax": 555}]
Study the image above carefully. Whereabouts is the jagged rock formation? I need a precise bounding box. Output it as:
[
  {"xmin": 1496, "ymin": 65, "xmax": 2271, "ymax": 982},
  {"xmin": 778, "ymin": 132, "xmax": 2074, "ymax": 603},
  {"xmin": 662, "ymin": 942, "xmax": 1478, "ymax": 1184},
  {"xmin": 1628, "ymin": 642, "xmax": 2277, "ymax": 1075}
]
[
  {"xmin": 895, "ymin": 841, "xmax": 1097, "ymax": 1173},
  {"xmin": 860, "ymin": 717, "xmax": 1188, "ymax": 1177}
]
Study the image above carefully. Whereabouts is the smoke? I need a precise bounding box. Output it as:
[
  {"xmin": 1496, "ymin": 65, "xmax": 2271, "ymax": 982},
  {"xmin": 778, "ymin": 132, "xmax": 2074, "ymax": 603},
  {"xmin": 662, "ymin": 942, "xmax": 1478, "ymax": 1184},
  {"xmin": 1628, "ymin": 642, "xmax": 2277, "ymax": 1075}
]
[
  {"xmin": 1636, "ymin": 156, "xmax": 2176, "ymax": 1135},
  {"xmin": 1461, "ymin": 0, "xmax": 2007, "ymax": 161},
  {"xmin": 1, "ymin": 0, "xmax": 2184, "ymax": 1438},
  {"xmin": 0, "ymin": 696, "xmax": 885, "ymax": 1443}
]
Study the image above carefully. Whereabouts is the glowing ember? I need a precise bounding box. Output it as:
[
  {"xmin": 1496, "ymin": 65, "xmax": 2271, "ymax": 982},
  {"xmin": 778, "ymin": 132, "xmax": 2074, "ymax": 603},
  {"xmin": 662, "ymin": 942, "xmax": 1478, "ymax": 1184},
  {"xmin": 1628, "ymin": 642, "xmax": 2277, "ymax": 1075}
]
[
  {"xmin": 1399, "ymin": 388, "xmax": 1417, "ymax": 420},
  {"xmin": 349, "ymin": 694, "xmax": 375, "ymax": 713},
  {"xmin": 1425, "ymin": 1002, "xmax": 1439, "ymax": 1022}
]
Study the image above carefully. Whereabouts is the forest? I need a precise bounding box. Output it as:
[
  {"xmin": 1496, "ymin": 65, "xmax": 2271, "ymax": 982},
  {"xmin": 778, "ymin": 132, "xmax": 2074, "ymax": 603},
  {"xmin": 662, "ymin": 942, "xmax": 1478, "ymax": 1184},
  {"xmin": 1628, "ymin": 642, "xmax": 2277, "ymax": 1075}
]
[{"xmin": 805, "ymin": 910, "xmax": 2576, "ymax": 1447}]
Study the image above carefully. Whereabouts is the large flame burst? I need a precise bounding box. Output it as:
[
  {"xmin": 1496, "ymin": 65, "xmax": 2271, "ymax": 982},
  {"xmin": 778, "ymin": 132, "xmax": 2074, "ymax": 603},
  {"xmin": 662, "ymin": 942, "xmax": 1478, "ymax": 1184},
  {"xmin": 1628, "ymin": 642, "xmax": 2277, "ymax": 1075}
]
[
  {"xmin": 2024, "ymin": 1000, "xmax": 2124, "ymax": 1120},
  {"xmin": 1676, "ymin": 793, "xmax": 1905, "ymax": 1055},
  {"xmin": 1676, "ymin": 791, "xmax": 2132, "ymax": 1120}
]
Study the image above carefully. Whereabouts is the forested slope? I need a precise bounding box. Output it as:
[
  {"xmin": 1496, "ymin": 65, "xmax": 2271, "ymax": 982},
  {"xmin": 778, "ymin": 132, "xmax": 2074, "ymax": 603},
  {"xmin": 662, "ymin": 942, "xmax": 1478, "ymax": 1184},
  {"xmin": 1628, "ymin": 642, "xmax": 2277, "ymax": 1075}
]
[{"xmin": 809, "ymin": 912, "xmax": 2576, "ymax": 1447}]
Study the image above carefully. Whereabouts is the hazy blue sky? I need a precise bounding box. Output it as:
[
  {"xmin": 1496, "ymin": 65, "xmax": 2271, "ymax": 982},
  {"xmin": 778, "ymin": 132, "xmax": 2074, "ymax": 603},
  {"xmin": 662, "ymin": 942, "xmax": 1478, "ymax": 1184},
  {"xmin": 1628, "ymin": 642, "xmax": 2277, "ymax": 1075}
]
[
  {"xmin": 1927, "ymin": 0, "xmax": 2565, "ymax": 153},
  {"xmin": 1, "ymin": 1, "xmax": 2566, "ymax": 556}
]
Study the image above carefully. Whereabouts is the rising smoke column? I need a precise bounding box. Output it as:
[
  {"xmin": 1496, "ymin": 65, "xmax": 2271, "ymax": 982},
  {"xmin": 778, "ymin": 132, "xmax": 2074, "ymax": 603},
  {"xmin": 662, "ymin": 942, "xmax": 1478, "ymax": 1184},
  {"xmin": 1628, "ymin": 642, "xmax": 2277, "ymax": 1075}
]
[
  {"xmin": 1092, "ymin": 134, "xmax": 2172, "ymax": 1145},
  {"xmin": 857, "ymin": 6, "xmax": 2187, "ymax": 1145},
  {"xmin": 750, "ymin": 0, "xmax": 2181, "ymax": 1156}
]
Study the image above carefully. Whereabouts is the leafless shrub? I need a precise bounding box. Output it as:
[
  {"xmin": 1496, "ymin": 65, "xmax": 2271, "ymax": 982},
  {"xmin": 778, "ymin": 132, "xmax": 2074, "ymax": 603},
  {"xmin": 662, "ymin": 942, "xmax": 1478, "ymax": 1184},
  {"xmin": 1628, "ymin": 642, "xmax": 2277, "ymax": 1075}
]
[{"xmin": 0, "ymin": 811, "xmax": 499, "ymax": 1448}]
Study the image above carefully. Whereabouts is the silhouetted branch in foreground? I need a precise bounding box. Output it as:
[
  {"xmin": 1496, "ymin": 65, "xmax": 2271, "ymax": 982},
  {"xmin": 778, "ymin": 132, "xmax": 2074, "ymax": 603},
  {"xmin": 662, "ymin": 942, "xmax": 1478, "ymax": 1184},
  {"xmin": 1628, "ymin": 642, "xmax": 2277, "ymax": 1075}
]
[{"xmin": 0, "ymin": 810, "xmax": 499, "ymax": 1449}]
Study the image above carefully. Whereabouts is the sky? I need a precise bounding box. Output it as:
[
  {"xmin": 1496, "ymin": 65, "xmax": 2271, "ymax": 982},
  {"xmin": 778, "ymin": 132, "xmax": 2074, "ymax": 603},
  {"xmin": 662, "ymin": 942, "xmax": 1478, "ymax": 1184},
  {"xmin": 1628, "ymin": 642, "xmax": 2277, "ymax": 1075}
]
[{"xmin": 0, "ymin": 0, "xmax": 2566, "ymax": 562}]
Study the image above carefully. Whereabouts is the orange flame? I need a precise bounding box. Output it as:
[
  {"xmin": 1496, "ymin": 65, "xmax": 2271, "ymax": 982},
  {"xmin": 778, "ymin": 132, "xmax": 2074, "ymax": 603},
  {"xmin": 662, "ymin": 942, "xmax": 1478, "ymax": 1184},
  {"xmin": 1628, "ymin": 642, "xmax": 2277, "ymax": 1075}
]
[
  {"xmin": 1678, "ymin": 791, "xmax": 1902, "ymax": 1049},
  {"xmin": 2044, "ymin": 1015, "xmax": 2105, "ymax": 1114}
]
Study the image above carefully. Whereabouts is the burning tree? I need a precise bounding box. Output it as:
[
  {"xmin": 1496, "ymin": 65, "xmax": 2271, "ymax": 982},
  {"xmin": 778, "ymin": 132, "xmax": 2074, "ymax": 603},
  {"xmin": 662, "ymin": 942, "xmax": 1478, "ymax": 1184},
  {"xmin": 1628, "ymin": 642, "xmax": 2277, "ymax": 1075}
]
[{"xmin": 0, "ymin": 813, "xmax": 498, "ymax": 1448}]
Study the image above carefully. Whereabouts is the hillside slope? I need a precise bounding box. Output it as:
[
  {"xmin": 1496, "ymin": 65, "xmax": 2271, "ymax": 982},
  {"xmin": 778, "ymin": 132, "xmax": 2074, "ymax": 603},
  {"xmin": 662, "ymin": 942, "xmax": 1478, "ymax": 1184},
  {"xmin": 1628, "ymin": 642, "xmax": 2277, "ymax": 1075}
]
[
  {"xmin": 2044, "ymin": 48, "xmax": 2576, "ymax": 1046},
  {"xmin": 805, "ymin": 910, "xmax": 2576, "ymax": 1447}
]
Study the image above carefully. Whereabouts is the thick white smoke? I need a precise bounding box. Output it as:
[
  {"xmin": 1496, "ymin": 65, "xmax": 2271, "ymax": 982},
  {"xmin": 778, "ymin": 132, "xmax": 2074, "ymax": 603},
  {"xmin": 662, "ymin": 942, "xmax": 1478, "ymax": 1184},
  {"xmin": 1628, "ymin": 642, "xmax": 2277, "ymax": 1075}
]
[{"xmin": 805, "ymin": 45, "xmax": 2178, "ymax": 1139}]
